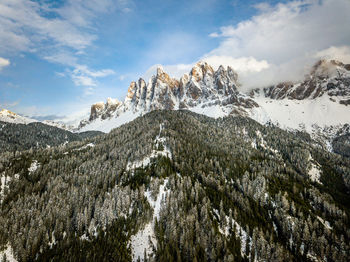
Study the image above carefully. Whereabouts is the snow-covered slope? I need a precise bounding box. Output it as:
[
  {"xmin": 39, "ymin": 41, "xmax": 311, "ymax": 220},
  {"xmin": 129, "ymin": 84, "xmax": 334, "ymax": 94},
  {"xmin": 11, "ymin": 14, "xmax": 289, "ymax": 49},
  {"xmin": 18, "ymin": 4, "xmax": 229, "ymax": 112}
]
[
  {"xmin": 250, "ymin": 93, "xmax": 350, "ymax": 133},
  {"xmin": 0, "ymin": 109, "xmax": 37, "ymax": 124}
]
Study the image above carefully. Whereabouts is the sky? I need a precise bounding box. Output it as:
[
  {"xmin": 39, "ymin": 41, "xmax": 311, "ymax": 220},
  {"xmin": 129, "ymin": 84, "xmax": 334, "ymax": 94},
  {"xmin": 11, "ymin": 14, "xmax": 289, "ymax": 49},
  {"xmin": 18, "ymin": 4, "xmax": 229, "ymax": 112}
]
[{"xmin": 0, "ymin": 0, "xmax": 350, "ymax": 121}]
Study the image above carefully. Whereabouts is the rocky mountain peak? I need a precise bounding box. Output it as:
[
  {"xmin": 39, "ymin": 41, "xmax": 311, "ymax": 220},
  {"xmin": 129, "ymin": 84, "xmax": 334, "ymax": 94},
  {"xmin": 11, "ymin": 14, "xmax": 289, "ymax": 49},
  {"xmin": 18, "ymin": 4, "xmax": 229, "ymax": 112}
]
[
  {"xmin": 262, "ymin": 59, "xmax": 350, "ymax": 101},
  {"xmin": 309, "ymin": 59, "xmax": 347, "ymax": 79},
  {"xmin": 0, "ymin": 108, "xmax": 36, "ymax": 124},
  {"xmin": 156, "ymin": 65, "xmax": 165, "ymax": 76},
  {"xmin": 0, "ymin": 109, "xmax": 17, "ymax": 117},
  {"xmin": 80, "ymin": 61, "xmax": 260, "ymax": 130},
  {"xmin": 190, "ymin": 61, "xmax": 215, "ymax": 82},
  {"xmin": 89, "ymin": 102, "xmax": 105, "ymax": 121},
  {"xmin": 126, "ymin": 81, "xmax": 137, "ymax": 99},
  {"xmin": 155, "ymin": 66, "xmax": 179, "ymax": 90}
]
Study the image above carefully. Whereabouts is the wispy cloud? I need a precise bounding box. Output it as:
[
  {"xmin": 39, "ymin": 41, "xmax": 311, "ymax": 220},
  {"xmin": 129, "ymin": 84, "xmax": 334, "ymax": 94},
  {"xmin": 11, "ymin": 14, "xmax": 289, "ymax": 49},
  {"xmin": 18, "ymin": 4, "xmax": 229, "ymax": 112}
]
[
  {"xmin": 0, "ymin": 0, "xmax": 96, "ymax": 53},
  {"xmin": 56, "ymin": 64, "xmax": 116, "ymax": 88},
  {"xmin": 0, "ymin": 57, "xmax": 10, "ymax": 71},
  {"xmin": 0, "ymin": 0, "xmax": 127, "ymax": 87}
]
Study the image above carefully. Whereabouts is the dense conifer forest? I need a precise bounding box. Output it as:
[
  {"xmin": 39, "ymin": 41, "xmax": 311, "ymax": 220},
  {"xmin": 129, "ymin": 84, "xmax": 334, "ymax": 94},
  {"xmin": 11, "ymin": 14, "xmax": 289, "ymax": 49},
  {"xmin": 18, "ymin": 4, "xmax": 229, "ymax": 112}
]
[
  {"xmin": 0, "ymin": 121, "xmax": 103, "ymax": 153},
  {"xmin": 0, "ymin": 110, "xmax": 349, "ymax": 261}
]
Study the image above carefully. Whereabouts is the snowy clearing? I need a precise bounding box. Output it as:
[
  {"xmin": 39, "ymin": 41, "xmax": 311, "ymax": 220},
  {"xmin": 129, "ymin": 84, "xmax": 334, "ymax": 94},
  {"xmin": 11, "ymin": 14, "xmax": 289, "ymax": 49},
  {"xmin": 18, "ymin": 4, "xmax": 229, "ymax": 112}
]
[
  {"xmin": 0, "ymin": 244, "xmax": 17, "ymax": 262},
  {"xmin": 307, "ymin": 155, "xmax": 322, "ymax": 184},
  {"xmin": 215, "ymin": 209, "xmax": 251, "ymax": 257},
  {"xmin": 130, "ymin": 179, "xmax": 170, "ymax": 261},
  {"xmin": 127, "ymin": 123, "xmax": 171, "ymax": 170},
  {"xmin": 76, "ymin": 143, "xmax": 95, "ymax": 151},
  {"xmin": 0, "ymin": 174, "xmax": 11, "ymax": 204}
]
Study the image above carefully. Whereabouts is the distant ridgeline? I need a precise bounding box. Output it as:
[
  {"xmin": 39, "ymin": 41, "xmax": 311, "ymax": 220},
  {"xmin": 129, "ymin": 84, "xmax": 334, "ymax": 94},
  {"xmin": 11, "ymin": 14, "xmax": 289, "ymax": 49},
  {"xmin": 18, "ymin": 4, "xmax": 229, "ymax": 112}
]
[
  {"xmin": 0, "ymin": 110, "xmax": 349, "ymax": 261},
  {"xmin": 0, "ymin": 121, "xmax": 103, "ymax": 153}
]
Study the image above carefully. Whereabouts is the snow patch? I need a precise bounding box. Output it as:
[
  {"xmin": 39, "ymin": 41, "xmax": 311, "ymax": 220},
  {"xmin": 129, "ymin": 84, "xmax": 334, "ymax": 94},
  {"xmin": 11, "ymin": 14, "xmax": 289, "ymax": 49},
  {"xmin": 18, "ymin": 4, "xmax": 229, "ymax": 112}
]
[
  {"xmin": 189, "ymin": 103, "xmax": 229, "ymax": 118},
  {"xmin": 1, "ymin": 174, "xmax": 11, "ymax": 203},
  {"xmin": 76, "ymin": 143, "xmax": 95, "ymax": 151},
  {"xmin": 253, "ymin": 130, "xmax": 279, "ymax": 155},
  {"xmin": 317, "ymin": 216, "xmax": 332, "ymax": 230},
  {"xmin": 0, "ymin": 244, "xmax": 17, "ymax": 262},
  {"xmin": 127, "ymin": 123, "xmax": 171, "ymax": 170},
  {"xmin": 28, "ymin": 160, "xmax": 40, "ymax": 173},
  {"xmin": 308, "ymin": 155, "xmax": 322, "ymax": 184},
  {"xmin": 215, "ymin": 209, "xmax": 251, "ymax": 257},
  {"xmin": 130, "ymin": 179, "xmax": 170, "ymax": 261},
  {"xmin": 79, "ymin": 110, "xmax": 140, "ymax": 133}
]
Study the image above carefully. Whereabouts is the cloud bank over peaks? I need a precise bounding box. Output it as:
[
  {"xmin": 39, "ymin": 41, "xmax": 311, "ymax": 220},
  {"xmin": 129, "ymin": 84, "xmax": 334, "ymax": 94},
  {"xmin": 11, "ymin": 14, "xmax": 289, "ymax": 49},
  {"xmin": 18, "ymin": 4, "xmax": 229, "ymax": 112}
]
[
  {"xmin": 204, "ymin": 0, "xmax": 350, "ymax": 89},
  {"xmin": 145, "ymin": 0, "xmax": 350, "ymax": 91}
]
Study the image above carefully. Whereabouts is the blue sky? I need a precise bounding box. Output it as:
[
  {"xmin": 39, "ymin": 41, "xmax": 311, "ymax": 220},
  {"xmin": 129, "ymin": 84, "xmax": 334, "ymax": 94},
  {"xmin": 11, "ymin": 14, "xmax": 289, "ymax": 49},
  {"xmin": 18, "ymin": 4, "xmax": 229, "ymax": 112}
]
[{"xmin": 0, "ymin": 0, "xmax": 349, "ymax": 120}]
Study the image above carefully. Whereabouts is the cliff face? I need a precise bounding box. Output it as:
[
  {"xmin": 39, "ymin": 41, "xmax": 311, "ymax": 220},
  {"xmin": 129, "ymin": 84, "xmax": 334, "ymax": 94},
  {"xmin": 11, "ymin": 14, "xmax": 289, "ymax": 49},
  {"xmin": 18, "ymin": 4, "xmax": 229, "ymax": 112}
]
[{"xmin": 80, "ymin": 61, "xmax": 258, "ymax": 129}]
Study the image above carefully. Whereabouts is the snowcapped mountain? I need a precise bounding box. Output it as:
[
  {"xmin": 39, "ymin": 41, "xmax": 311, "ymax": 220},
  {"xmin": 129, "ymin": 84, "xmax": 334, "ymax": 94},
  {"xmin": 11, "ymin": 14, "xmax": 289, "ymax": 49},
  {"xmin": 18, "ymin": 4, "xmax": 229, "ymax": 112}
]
[
  {"xmin": 79, "ymin": 62, "xmax": 258, "ymax": 132},
  {"xmin": 262, "ymin": 60, "xmax": 350, "ymax": 102},
  {"xmin": 0, "ymin": 109, "xmax": 37, "ymax": 124},
  {"xmin": 79, "ymin": 59, "xmax": 350, "ymax": 141},
  {"xmin": 249, "ymin": 60, "xmax": 350, "ymax": 148},
  {"xmin": 0, "ymin": 109, "xmax": 77, "ymax": 132}
]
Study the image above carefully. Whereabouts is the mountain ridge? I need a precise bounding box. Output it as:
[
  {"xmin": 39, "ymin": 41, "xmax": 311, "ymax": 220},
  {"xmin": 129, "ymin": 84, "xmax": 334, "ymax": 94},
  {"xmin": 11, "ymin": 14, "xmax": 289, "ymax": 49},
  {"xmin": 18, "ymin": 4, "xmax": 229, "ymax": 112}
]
[{"xmin": 78, "ymin": 60, "xmax": 350, "ymax": 141}]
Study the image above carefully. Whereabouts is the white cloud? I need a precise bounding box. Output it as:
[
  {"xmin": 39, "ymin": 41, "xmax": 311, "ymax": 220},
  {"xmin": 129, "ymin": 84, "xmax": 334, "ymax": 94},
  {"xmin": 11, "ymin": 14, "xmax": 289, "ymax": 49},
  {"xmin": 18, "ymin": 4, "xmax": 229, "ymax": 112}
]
[
  {"xmin": 315, "ymin": 46, "xmax": 350, "ymax": 64},
  {"xmin": 68, "ymin": 65, "xmax": 115, "ymax": 87},
  {"xmin": 44, "ymin": 52, "xmax": 78, "ymax": 67},
  {"xmin": 0, "ymin": 0, "xmax": 96, "ymax": 53},
  {"xmin": 74, "ymin": 65, "xmax": 115, "ymax": 78},
  {"xmin": 143, "ymin": 0, "xmax": 350, "ymax": 90},
  {"xmin": 0, "ymin": 57, "xmax": 10, "ymax": 71},
  {"xmin": 83, "ymin": 87, "xmax": 95, "ymax": 96},
  {"xmin": 0, "ymin": 0, "xmax": 133, "ymax": 54},
  {"xmin": 143, "ymin": 63, "xmax": 193, "ymax": 81},
  {"xmin": 203, "ymin": 0, "xmax": 350, "ymax": 89},
  {"xmin": 0, "ymin": 0, "xmax": 126, "ymax": 89},
  {"xmin": 72, "ymin": 75, "xmax": 97, "ymax": 87},
  {"xmin": 202, "ymin": 56, "xmax": 269, "ymax": 73}
]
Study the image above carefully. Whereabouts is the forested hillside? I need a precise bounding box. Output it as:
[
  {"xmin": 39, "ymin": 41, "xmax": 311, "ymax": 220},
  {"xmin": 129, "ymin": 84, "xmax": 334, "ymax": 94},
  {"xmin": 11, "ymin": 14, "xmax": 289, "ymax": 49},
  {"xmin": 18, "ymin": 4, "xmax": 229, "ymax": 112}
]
[
  {"xmin": 0, "ymin": 121, "xmax": 103, "ymax": 153},
  {"xmin": 0, "ymin": 110, "xmax": 349, "ymax": 261}
]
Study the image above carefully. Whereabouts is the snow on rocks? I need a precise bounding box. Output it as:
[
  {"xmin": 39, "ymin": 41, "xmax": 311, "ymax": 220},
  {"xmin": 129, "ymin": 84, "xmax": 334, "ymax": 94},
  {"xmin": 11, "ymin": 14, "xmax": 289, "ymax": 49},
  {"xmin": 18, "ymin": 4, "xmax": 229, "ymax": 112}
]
[
  {"xmin": 214, "ymin": 209, "xmax": 251, "ymax": 257},
  {"xmin": 0, "ymin": 109, "xmax": 36, "ymax": 125},
  {"xmin": 0, "ymin": 244, "xmax": 17, "ymax": 262},
  {"xmin": 130, "ymin": 179, "xmax": 170, "ymax": 261},
  {"xmin": 307, "ymin": 154, "xmax": 322, "ymax": 184},
  {"xmin": 0, "ymin": 173, "xmax": 11, "ymax": 204},
  {"xmin": 252, "ymin": 130, "xmax": 280, "ymax": 156},
  {"xmin": 28, "ymin": 160, "xmax": 40, "ymax": 174},
  {"xmin": 317, "ymin": 216, "xmax": 332, "ymax": 230},
  {"xmin": 76, "ymin": 143, "xmax": 95, "ymax": 151}
]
